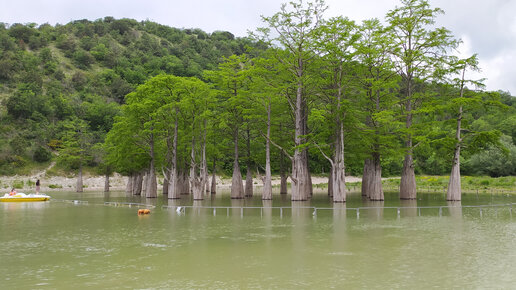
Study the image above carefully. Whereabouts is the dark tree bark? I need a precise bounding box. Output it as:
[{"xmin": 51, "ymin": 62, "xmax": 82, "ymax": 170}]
[
  {"xmin": 211, "ymin": 158, "xmax": 217, "ymax": 194},
  {"xmin": 328, "ymin": 168, "xmax": 333, "ymax": 197},
  {"xmin": 190, "ymin": 133, "xmax": 203, "ymax": 201},
  {"xmin": 231, "ymin": 128, "xmax": 244, "ymax": 199},
  {"xmin": 76, "ymin": 165, "xmax": 83, "ymax": 192},
  {"xmin": 245, "ymin": 128, "xmax": 253, "ymax": 197},
  {"xmin": 447, "ymin": 71, "xmax": 467, "ymax": 201},
  {"xmin": 262, "ymin": 103, "xmax": 273, "ymax": 200},
  {"xmin": 245, "ymin": 169, "xmax": 253, "ymax": 197},
  {"xmin": 361, "ymin": 159, "xmax": 371, "ymax": 198},
  {"xmin": 331, "ymin": 96, "xmax": 347, "ymax": 203},
  {"xmin": 133, "ymin": 172, "xmax": 143, "ymax": 196},
  {"xmin": 367, "ymin": 153, "xmax": 384, "ymax": 201},
  {"xmin": 291, "ymin": 82, "xmax": 311, "ymax": 201},
  {"xmin": 280, "ymin": 151, "xmax": 288, "ymax": 195},
  {"xmin": 400, "ymin": 102, "xmax": 416, "ymax": 200},
  {"xmin": 104, "ymin": 172, "xmax": 110, "ymax": 192},
  {"xmin": 125, "ymin": 173, "xmax": 134, "ymax": 194},
  {"xmin": 145, "ymin": 129, "xmax": 157, "ymax": 198},
  {"xmin": 168, "ymin": 115, "xmax": 180, "ymax": 199}
]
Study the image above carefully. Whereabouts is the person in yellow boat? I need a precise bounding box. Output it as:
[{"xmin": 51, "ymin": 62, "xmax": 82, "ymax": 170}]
[
  {"xmin": 9, "ymin": 188, "xmax": 16, "ymax": 196},
  {"xmin": 36, "ymin": 179, "xmax": 40, "ymax": 194}
]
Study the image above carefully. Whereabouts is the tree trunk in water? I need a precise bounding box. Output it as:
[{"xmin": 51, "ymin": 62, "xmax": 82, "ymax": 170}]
[
  {"xmin": 291, "ymin": 79, "xmax": 311, "ymax": 201},
  {"xmin": 142, "ymin": 171, "xmax": 148, "ymax": 193},
  {"xmin": 231, "ymin": 129, "xmax": 244, "ymax": 199},
  {"xmin": 328, "ymin": 168, "xmax": 333, "ymax": 197},
  {"xmin": 192, "ymin": 178, "xmax": 203, "ymax": 200},
  {"xmin": 168, "ymin": 168, "xmax": 179, "ymax": 199},
  {"xmin": 181, "ymin": 171, "xmax": 190, "ymax": 195},
  {"xmin": 291, "ymin": 155, "xmax": 310, "ymax": 201},
  {"xmin": 133, "ymin": 172, "xmax": 143, "ymax": 195},
  {"xmin": 332, "ymin": 119, "xmax": 346, "ymax": 203},
  {"xmin": 245, "ymin": 168, "xmax": 253, "ymax": 197},
  {"xmin": 211, "ymin": 171, "xmax": 217, "ymax": 194},
  {"xmin": 189, "ymin": 132, "xmax": 203, "ymax": 201},
  {"xmin": 332, "ymin": 163, "xmax": 346, "ymax": 202},
  {"xmin": 211, "ymin": 158, "xmax": 217, "ymax": 194},
  {"xmin": 244, "ymin": 127, "xmax": 253, "ymax": 197},
  {"xmin": 162, "ymin": 170, "xmax": 169, "ymax": 195},
  {"xmin": 168, "ymin": 117, "xmax": 179, "ymax": 199},
  {"xmin": 447, "ymin": 104, "xmax": 462, "ymax": 201},
  {"xmin": 200, "ymin": 121, "xmax": 208, "ymax": 196},
  {"xmin": 125, "ymin": 173, "xmax": 133, "ymax": 194},
  {"xmin": 104, "ymin": 172, "xmax": 110, "ymax": 192},
  {"xmin": 400, "ymin": 87, "xmax": 417, "ymax": 199},
  {"xmin": 280, "ymin": 151, "xmax": 288, "ymax": 194},
  {"xmin": 145, "ymin": 166, "xmax": 157, "ymax": 198},
  {"xmin": 262, "ymin": 105, "xmax": 272, "ymax": 200},
  {"xmin": 368, "ymin": 153, "xmax": 384, "ymax": 201},
  {"xmin": 145, "ymin": 170, "xmax": 157, "ymax": 198},
  {"xmin": 361, "ymin": 159, "xmax": 371, "ymax": 198},
  {"xmin": 400, "ymin": 151, "xmax": 416, "ymax": 199},
  {"xmin": 76, "ymin": 166, "xmax": 83, "ymax": 192}
]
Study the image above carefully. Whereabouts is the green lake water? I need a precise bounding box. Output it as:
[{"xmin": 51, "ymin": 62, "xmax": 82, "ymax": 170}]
[{"xmin": 1, "ymin": 189, "xmax": 515, "ymax": 289}]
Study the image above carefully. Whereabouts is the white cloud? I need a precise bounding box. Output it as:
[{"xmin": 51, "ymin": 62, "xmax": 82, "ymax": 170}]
[{"xmin": 0, "ymin": 0, "xmax": 514, "ymax": 94}]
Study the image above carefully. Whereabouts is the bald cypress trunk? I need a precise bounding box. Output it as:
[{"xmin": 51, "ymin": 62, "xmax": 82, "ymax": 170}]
[
  {"xmin": 104, "ymin": 172, "xmax": 110, "ymax": 192},
  {"xmin": 263, "ymin": 103, "xmax": 273, "ymax": 200},
  {"xmin": 145, "ymin": 129, "xmax": 157, "ymax": 198},
  {"xmin": 400, "ymin": 78, "xmax": 417, "ymax": 199},
  {"xmin": 190, "ymin": 133, "xmax": 203, "ymax": 201},
  {"xmin": 76, "ymin": 165, "xmax": 83, "ymax": 192},
  {"xmin": 145, "ymin": 166, "xmax": 157, "ymax": 198},
  {"xmin": 162, "ymin": 172, "xmax": 169, "ymax": 195},
  {"xmin": 245, "ymin": 169, "xmax": 253, "ymax": 197},
  {"xmin": 400, "ymin": 112, "xmax": 416, "ymax": 199},
  {"xmin": 136, "ymin": 172, "xmax": 144, "ymax": 195},
  {"xmin": 280, "ymin": 151, "xmax": 288, "ymax": 194},
  {"xmin": 126, "ymin": 173, "xmax": 134, "ymax": 194},
  {"xmin": 447, "ymin": 101, "xmax": 464, "ymax": 201},
  {"xmin": 181, "ymin": 170, "xmax": 190, "ymax": 195},
  {"xmin": 231, "ymin": 128, "xmax": 244, "ymax": 199},
  {"xmin": 168, "ymin": 116, "xmax": 180, "ymax": 199},
  {"xmin": 447, "ymin": 146, "xmax": 461, "ymax": 201},
  {"xmin": 368, "ymin": 153, "xmax": 384, "ymax": 201},
  {"xmin": 328, "ymin": 168, "xmax": 333, "ymax": 197},
  {"xmin": 291, "ymin": 83, "xmax": 311, "ymax": 201},
  {"xmin": 198, "ymin": 121, "xmax": 207, "ymax": 199},
  {"xmin": 210, "ymin": 158, "xmax": 217, "ymax": 194},
  {"xmin": 332, "ymin": 86, "xmax": 346, "ymax": 203},
  {"xmin": 245, "ymin": 128, "xmax": 253, "ymax": 197},
  {"xmin": 400, "ymin": 148, "xmax": 416, "ymax": 200},
  {"xmin": 361, "ymin": 159, "xmax": 371, "ymax": 198},
  {"xmin": 132, "ymin": 172, "xmax": 143, "ymax": 195}
]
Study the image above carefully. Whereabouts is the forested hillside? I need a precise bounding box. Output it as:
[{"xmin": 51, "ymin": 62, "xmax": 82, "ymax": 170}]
[
  {"xmin": 0, "ymin": 17, "xmax": 262, "ymax": 175},
  {"xmin": 1, "ymin": 1, "xmax": 515, "ymax": 201}
]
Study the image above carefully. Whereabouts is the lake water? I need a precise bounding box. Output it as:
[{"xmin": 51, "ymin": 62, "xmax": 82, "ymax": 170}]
[{"xmin": 1, "ymin": 189, "xmax": 515, "ymax": 289}]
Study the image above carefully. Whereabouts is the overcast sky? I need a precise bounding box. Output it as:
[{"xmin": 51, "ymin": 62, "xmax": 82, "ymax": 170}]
[{"xmin": 2, "ymin": 0, "xmax": 515, "ymax": 94}]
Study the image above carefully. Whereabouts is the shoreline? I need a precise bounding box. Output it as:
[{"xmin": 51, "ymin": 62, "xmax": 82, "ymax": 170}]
[{"xmin": 0, "ymin": 174, "xmax": 363, "ymax": 193}]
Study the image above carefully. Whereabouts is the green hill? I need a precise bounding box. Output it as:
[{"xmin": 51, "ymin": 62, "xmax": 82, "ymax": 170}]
[{"xmin": 0, "ymin": 18, "xmax": 264, "ymax": 175}]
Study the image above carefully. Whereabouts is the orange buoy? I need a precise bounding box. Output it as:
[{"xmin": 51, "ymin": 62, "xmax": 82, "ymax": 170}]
[{"xmin": 138, "ymin": 209, "xmax": 151, "ymax": 215}]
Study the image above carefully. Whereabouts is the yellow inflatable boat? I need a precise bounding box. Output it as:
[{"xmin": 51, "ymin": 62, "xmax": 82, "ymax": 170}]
[{"xmin": 0, "ymin": 193, "xmax": 51, "ymax": 202}]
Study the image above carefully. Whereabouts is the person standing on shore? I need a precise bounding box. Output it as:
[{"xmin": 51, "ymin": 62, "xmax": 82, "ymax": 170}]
[{"xmin": 36, "ymin": 179, "xmax": 40, "ymax": 194}]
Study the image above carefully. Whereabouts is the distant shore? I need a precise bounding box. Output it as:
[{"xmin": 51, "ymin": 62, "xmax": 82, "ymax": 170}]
[{"xmin": 0, "ymin": 174, "xmax": 363, "ymax": 193}]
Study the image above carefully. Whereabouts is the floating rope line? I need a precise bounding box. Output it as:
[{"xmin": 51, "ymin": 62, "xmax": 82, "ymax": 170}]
[{"xmin": 48, "ymin": 199, "xmax": 514, "ymax": 218}]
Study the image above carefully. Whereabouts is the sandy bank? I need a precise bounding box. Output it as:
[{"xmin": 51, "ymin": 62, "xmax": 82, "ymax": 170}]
[{"xmin": 0, "ymin": 173, "xmax": 363, "ymax": 193}]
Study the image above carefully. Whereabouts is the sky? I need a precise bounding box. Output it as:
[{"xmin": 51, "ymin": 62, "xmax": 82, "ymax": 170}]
[{"xmin": 1, "ymin": 0, "xmax": 515, "ymax": 95}]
